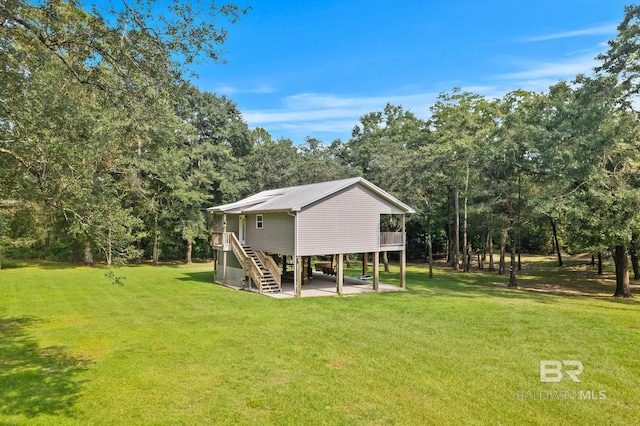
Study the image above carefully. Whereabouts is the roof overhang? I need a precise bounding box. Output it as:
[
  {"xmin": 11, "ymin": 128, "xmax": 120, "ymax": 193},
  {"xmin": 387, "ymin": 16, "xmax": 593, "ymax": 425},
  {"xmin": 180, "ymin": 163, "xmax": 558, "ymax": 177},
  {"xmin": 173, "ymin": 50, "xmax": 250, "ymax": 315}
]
[{"xmin": 207, "ymin": 177, "xmax": 416, "ymax": 215}]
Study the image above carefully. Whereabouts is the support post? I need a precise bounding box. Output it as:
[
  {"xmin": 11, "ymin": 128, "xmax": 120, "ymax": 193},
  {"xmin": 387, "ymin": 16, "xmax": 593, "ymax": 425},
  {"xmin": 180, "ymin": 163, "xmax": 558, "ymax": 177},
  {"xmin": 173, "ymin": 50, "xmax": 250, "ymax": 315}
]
[
  {"xmin": 362, "ymin": 252, "xmax": 368, "ymax": 275},
  {"xmin": 213, "ymin": 249, "xmax": 218, "ymax": 282},
  {"xmin": 295, "ymin": 256, "xmax": 302, "ymax": 298},
  {"xmin": 222, "ymin": 213, "xmax": 227, "ymax": 285},
  {"xmin": 373, "ymin": 251, "xmax": 379, "ymax": 291},
  {"xmin": 337, "ymin": 253, "xmax": 344, "ymax": 295},
  {"xmin": 401, "ymin": 214, "xmax": 406, "ymax": 290},
  {"xmin": 400, "ymin": 249, "xmax": 406, "ymax": 290},
  {"xmin": 222, "ymin": 251, "xmax": 227, "ymax": 286}
]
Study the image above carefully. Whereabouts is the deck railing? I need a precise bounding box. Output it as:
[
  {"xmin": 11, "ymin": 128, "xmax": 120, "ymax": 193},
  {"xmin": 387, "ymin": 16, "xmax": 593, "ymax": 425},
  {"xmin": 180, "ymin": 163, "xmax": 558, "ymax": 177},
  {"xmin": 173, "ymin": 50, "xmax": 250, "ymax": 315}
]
[
  {"xmin": 211, "ymin": 232, "xmax": 232, "ymax": 250},
  {"xmin": 380, "ymin": 232, "xmax": 405, "ymax": 247}
]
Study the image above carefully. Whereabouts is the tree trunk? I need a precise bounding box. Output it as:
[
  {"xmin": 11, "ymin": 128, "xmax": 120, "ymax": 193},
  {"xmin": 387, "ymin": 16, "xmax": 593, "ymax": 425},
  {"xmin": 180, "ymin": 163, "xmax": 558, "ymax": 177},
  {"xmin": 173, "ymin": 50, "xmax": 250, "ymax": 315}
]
[
  {"xmin": 428, "ymin": 236, "xmax": 433, "ymax": 279},
  {"xmin": 517, "ymin": 231, "xmax": 522, "ymax": 271},
  {"xmin": 499, "ymin": 228, "xmax": 506, "ymax": 274},
  {"xmin": 447, "ymin": 223, "xmax": 454, "ymax": 266},
  {"xmin": 445, "ymin": 232, "xmax": 449, "ymax": 264},
  {"xmin": 597, "ymin": 252, "xmax": 603, "ymax": 275},
  {"xmin": 84, "ymin": 241, "xmax": 93, "ymax": 266},
  {"xmin": 481, "ymin": 232, "xmax": 487, "ymax": 270},
  {"xmin": 136, "ymin": 238, "xmax": 143, "ymax": 264},
  {"xmin": 426, "ymin": 216, "xmax": 433, "ymax": 279},
  {"xmin": 153, "ymin": 233, "xmax": 159, "ymax": 266},
  {"xmin": 153, "ymin": 213, "xmax": 159, "ymax": 266},
  {"xmin": 462, "ymin": 165, "xmax": 469, "ymax": 272},
  {"xmin": 613, "ymin": 245, "xmax": 632, "ymax": 297},
  {"xmin": 186, "ymin": 240, "xmax": 193, "ymax": 264},
  {"xmin": 106, "ymin": 228, "xmax": 112, "ymax": 266},
  {"xmin": 487, "ymin": 227, "xmax": 495, "ymax": 271},
  {"xmin": 382, "ymin": 251, "xmax": 389, "ymax": 272},
  {"xmin": 517, "ymin": 176, "xmax": 522, "ymax": 272},
  {"xmin": 454, "ymin": 185, "xmax": 460, "ymax": 270},
  {"xmin": 508, "ymin": 228, "xmax": 517, "ymax": 288},
  {"xmin": 465, "ymin": 244, "xmax": 471, "ymax": 272},
  {"xmin": 550, "ymin": 216, "xmax": 562, "ymax": 267},
  {"xmin": 630, "ymin": 233, "xmax": 639, "ymax": 280}
]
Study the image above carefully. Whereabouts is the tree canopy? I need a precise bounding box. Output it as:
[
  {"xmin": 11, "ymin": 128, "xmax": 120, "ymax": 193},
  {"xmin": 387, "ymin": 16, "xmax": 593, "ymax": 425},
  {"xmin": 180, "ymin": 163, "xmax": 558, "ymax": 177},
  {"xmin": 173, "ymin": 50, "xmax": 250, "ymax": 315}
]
[{"xmin": 2, "ymin": 2, "xmax": 640, "ymax": 297}]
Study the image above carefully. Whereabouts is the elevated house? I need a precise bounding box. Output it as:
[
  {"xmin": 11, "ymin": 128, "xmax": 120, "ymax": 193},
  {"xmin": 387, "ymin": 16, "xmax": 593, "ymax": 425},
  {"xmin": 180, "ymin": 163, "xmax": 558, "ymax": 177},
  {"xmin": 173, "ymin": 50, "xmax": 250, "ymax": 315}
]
[{"xmin": 208, "ymin": 177, "xmax": 415, "ymax": 297}]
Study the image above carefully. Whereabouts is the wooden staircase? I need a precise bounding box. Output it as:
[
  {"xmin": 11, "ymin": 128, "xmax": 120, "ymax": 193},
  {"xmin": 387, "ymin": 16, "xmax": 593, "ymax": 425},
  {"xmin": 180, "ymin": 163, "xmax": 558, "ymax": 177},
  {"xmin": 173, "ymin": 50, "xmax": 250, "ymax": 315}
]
[
  {"xmin": 227, "ymin": 231, "xmax": 281, "ymax": 294},
  {"xmin": 243, "ymin": 245, "xmax": 281, "ymax": 293}
]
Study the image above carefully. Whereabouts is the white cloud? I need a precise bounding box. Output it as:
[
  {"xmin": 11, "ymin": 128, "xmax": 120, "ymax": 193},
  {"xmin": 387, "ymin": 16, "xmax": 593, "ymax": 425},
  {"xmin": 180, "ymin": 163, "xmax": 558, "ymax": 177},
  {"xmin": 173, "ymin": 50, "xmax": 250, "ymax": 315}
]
[
  {"xmin": 214, "ymin": 84, "xmax": 239, "ymax": 94},
  {"xmin": 213, "ymin": 84, "xmax": 276, "ymax": 95},
  {"xmin": 241, "ymin": 81, "xmax": 566, "ymax": 142},
  {"xmin": 241, "ymin": 91, "xmax": 440, "ymax": 141},
  {"xmin": 498, "ymin": 53, "xmax": 599, "ymax": 81},
  {"xmin": 281, "ymin": 92, "xmax": 437, "ymax": 112},
  {"xmin": 239, "ymin": 39, "xmax": 609, "ymax": 143},
  {"xmin": 521, "ymin": 24, "xmax": 617, "ymax": 42}
]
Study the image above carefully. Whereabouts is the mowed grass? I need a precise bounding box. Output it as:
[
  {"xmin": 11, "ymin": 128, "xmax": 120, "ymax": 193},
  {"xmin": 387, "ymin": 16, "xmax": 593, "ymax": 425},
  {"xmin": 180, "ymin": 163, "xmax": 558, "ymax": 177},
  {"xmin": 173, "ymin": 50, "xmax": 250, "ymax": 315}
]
[{"xmin": 0, "ymin": 257, "xmax": 639, "ymax": 425}]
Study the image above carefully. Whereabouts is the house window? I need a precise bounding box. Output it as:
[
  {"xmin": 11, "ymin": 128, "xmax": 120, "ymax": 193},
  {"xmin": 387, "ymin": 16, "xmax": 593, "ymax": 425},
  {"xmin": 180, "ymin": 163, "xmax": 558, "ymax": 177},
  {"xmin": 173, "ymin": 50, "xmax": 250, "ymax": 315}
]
[{"xmin": 256, "ymin": 214, "xmax": 264, "ymax": 229}]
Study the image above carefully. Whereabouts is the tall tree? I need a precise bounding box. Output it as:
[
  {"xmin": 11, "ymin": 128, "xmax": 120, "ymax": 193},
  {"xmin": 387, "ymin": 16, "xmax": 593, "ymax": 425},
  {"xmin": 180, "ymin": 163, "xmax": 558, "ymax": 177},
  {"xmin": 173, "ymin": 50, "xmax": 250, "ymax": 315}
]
[
  {"xmin": 172, "ymin": 83, "xmax": 252, "ymax": 262},
  {"xmin": 430, "ymin": 90, "xmax": 493, "ymax": 272},
  {"xmin": 347, "ymin": 104, "xmax": 429, "ymax": 270},
  {"xmin": 538, "ymin": 76, "xmax": 640, "ymax": 297},
  {"xmin": 1, "ymin": 0, "xmax": 247, "ymax": 264},
  {"xmin": 597, "ymin": 5, "xmax": 640, "ymax": 99},
  {"xmin": 485, "ymin": 91, "xmax": 541, "ymax": 287},
  {"xmin": 243, "ymin": 137, "xmax": 304, "ymax": 192}
]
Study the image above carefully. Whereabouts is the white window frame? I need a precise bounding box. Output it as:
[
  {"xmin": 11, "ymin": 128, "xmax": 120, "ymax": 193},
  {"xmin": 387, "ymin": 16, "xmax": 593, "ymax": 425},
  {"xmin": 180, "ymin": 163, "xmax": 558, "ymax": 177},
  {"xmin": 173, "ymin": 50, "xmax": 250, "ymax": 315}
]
[{"xmin": 256, "ymin": 214, "xmax": 264, "ymax": 229}]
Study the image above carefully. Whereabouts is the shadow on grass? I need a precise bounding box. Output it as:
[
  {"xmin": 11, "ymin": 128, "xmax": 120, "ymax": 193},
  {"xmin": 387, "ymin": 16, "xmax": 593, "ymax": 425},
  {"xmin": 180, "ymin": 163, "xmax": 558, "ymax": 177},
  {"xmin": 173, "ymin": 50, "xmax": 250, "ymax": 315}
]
[
  {"xmin": 402, "ymin": 263, "xmax": 639, "ymax": 306},
  {"xmin": 0, "ymin": 260, "xmax": 85, "ymax": 271},
  {"xmin": 0, "ymin": 315, "xmax": 89, "ymax": 419},
  {"xmin": 178, "ymin": 271, "xmax": 214, "ymax": 284},
  {"xmin": 1, "ymin": 259, "xmax": 213, "ymax": 271}
]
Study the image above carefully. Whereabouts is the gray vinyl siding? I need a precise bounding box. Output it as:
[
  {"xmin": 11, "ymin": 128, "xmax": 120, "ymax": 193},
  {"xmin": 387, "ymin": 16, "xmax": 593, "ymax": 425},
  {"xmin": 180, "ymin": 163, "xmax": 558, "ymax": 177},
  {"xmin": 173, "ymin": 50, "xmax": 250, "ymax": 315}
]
[
  {"xmin": 226, "ymin": 215, "xmax": 239, "ymax": 234},
  {"xmin": 296, "ymin": 185, "xmax": 404, "ymax": 256},
  {"xmin": 212, "ymin": 214, "xmax": 240, "ymax": 234},
  {"xmin": 245, "ymin": 212, "xmax": 295, "ymax": 255}
]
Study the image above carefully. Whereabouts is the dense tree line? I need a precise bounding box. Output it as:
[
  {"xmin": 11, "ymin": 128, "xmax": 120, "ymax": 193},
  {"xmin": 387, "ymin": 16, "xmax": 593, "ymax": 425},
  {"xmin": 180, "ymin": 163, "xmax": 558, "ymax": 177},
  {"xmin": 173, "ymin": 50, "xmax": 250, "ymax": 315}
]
[{"xmin": 2, "ymin": 2, "xmax": 640, "ymax": 297}]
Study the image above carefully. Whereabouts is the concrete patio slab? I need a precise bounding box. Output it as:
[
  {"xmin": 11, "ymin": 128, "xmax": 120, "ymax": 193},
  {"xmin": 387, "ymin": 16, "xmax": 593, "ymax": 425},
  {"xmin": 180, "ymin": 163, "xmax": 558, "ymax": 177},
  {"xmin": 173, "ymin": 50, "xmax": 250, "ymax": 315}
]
[{"xmin": 256, "ymin": 271, "xmax": 403, "ymax": 298}]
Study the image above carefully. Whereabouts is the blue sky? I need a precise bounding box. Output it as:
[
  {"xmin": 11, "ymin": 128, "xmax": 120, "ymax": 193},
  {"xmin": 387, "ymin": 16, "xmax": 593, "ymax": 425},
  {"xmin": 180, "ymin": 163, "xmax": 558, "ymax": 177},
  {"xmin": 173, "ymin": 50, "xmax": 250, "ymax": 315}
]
[{"xmin": 191, "ymin": 0, "xmax": 631, "ymax": 144}]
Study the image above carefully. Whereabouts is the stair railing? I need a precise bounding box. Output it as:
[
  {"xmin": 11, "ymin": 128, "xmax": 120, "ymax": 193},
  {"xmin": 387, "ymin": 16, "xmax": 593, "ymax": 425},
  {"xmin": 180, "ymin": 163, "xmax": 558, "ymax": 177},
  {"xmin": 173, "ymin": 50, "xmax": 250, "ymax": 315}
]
[
  {"xmin": 228, "ymin": 232, "xmax": 264, "ymax": 292},
  {"xmin": 255, "ymin": 250, "xmax": 282, "ymax": 288}
]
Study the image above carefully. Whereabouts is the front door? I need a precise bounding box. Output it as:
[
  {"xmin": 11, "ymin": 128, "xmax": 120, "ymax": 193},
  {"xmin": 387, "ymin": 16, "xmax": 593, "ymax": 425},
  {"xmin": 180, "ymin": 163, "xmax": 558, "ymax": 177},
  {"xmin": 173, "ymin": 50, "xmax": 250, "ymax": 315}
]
[{"xmin": 239, "ymin": 215, "xmax": 247, "ymax": 245}]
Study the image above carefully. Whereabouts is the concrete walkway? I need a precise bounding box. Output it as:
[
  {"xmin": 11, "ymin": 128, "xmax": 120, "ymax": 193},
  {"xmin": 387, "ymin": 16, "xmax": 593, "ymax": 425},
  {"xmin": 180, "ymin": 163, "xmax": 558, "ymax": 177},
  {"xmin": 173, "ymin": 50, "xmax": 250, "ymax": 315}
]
[{"xmin": 258, "ymin": 271, "xmax": 403, "ymax": 299}]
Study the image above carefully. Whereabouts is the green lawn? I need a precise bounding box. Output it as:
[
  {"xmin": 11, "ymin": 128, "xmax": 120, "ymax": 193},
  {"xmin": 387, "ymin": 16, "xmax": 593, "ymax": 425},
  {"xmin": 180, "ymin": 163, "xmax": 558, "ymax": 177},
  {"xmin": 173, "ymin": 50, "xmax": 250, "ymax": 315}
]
[{"xmin": 0, "ymin": 258, "xmax": 638, "ymax": 425}]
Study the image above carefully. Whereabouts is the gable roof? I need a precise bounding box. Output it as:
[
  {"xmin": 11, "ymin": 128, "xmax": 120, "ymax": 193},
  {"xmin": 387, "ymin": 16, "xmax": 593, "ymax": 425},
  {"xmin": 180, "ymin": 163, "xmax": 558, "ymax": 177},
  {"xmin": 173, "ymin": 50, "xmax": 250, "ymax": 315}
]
[{"xmin": 207, "ymin": 177, "xmax": 415, "ymax": 214}]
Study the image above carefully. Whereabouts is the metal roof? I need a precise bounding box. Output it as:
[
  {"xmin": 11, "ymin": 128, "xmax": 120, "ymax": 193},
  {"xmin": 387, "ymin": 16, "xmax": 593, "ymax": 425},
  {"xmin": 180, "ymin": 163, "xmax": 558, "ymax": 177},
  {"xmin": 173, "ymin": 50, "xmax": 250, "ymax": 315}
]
[{"xmin": 207, "ymin": 177, "xmax": 415, "ymax": 214}]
